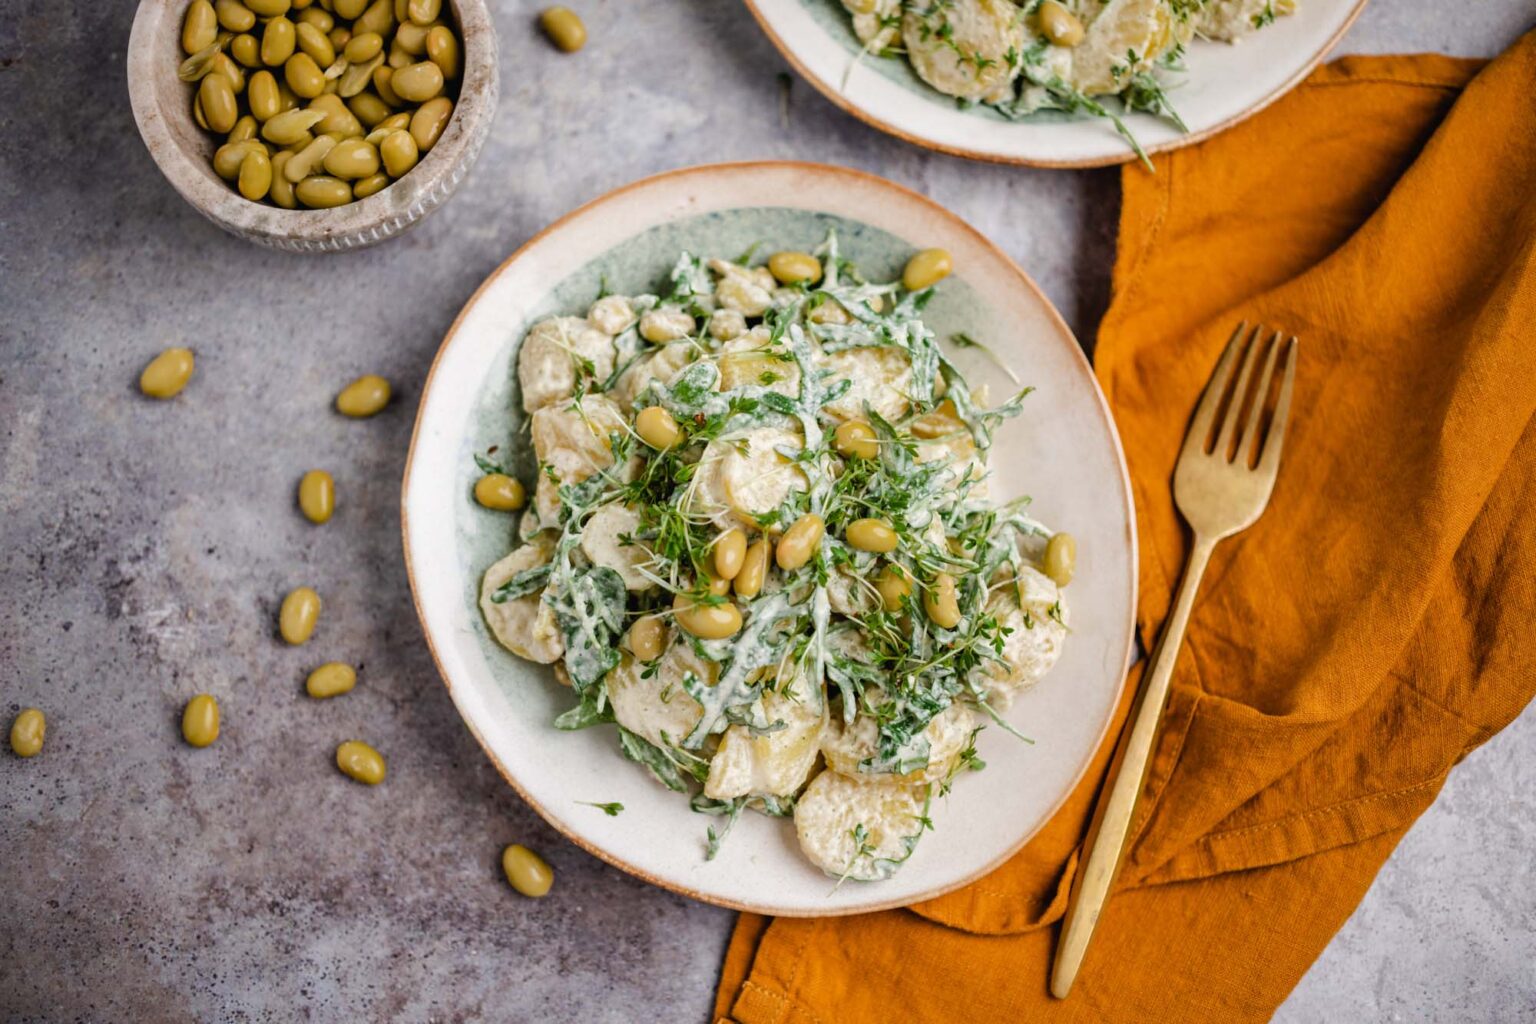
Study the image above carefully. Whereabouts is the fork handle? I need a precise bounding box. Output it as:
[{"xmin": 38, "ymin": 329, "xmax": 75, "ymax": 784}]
[{"xmin": 1051, "ymin": 534, "xmax": 1217, "ymax": 999}]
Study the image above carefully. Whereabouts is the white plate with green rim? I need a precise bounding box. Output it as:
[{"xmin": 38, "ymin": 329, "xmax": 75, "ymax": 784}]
[
  {"xmin": 401, "ymin": 161, "xmax": 1136, "ymax": 915},
  {"xmin": 744, "ymin": 0, "xmax": 1368, "ymax": 168}
]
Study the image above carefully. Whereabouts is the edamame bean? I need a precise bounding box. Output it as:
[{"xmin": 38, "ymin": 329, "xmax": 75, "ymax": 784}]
[
  {"xmin": 296, "ymin": 7, "xmax": 333, "ymax": 31},
  {"xmin": 406, "ymin": 0, "xmax": 440, "ymax": 25},
  {"xmin": 539, "ymin": 7, "xmax": 586, "ymax": 52},
  {"xmin": 775, "ymin": 513, "xmax": 824, "ymax": 571},
  {"xmin": 335, "ymin": 0, "xmax": 368, "ymax": 18},
  {"xmin": 184, "ymin": 0, "xmax": 219, "ymax": 54},
  {"xmin": 394, "ymin": 21, "xmax": 430, "ymax": 54},
  {"xmin": 379, "ymin": 128, "xmax": 418, "ymax": 176},
  {"xmin": 298, "ymin": 469, "xmax": 335, "ymax": 523},
  {"xmin": 182, "ymin": 694, "xmax": 220, "ymax": 748},
  {"xmin": 328, "ymin": 25, "xmax": 352, "ymax": 50},
  {"xmin": 628, "ymin": 615, "xmax": 664, "ymax": 661},
  {"xmin": 227, "ymin": 114, "xmax": 258, "ymax": 143},
  {"xmin": 308, "ymin": 93, "xmax": 363, "ymax": 136},
  {"xmin": 425, "ymin": 25, "xmax": 458, "ymax": 78},
  {"xmin": 734, "ymin": 538, "xmax": 769, "ymax": 599},
  {"xmin": 768, "ymin": 251, "xmax": 822, "ymax": 286},
  {"xmin": 212, "ymin": 52, "xmax": 246, "ymax": 92},
  {"xmin": 283, "ymin": 134, "xmax": 337, "ymax": 180},
  {"xmin": 923, "ymin": 572, "xmax": 961, "ymax": 629},
  {"xmin": 902, "ymin": 248, "xmax": 953, "ymax": 291},
  {"xmin": 409, "ymin": 95, "xmax": 452, "ymax": 150},
  {"xmin": 262, "ymin": 107, "xmax": 326, "ymax": 145},
  {"xmin": 261, "ymin": 15, "xmax": 297, "ymax": 66},
  {"xmin": 295, "ymin": 21, "xmax": 336, "ymax": 65},
  {"xmin": 279, "ymin": 586, "xmax": 321, "ymax": 644},
  {"xmin": 353, "ymin": 172, "xmax": 389, "ymax": 198},
  {"xmin": 474, "ymin": 473, "xmax": 526, "ymax": 511},
  {"xmin": 833, "ymin": 420, "xmax": 879, "ymax": 460},
  {"xmin": 371, "ymin": 65, "xmax": 404, "ymax": 105},
  {"xmin": 305, "ymin": 662, "xmax": 356, "ymax": 698},
  {"xmin": 296, "ymin": 174, "xmax": 353, "ymax": 207},
  {"xmin": 846, "ymin": 517, "xmax": 898, "ymax": 554},
  {"xmin": 284, "ymin": 49, "xmax": 326, "ymax": 98},
  {"xmin": 336, "ymin": 740, "xmax": 386, "ymax": 784},
  {"xmin": 322, "ymin": 137, "xmax": 380, "ymax": 178},
  {"xmin": 248, "ymin": 69, "xmax": 280, "ymax": 120},
  {"xmin": 672, "ymin": 592, "xmax": 743, "ymax": 640},
  {"xmin": 269, "ymin": 151, "xmax": 298, "ymax": 207},
  {"xmin": 353, "ymin": 0, "xmax": 396, "ymax": 38},
  {"xmin": 335, "ymin": 374, "xmax": 391, "ymax": 416},
  {"xmin": 231, "ymin": 32, "xmax": 261, "ymax": 66},
  {"xmin": 502, "ymin": 844, "xmax": 553, "ymax": 897},
  {"xmin": 245, "ymin": 0, "xmax": 291, "ymax": 16},
  {"xmin": 214, "ymin": 0, "xmax": 256, "ymax": 33},
  {"xmin": 348, "ymin": 90, "xmax": 393, "ymax": 128},
  {"xmin": 876, "ymin": 563, "xmax": 912, "ymax": 611},
  {"xmin": 199, "ymin": 72, "xmax": 238, "ymax": 133},
  {"xmin": 10, "ymin": 708, "xmax": 45, "ymax": 758},
  {"xmin": 1043, "ymin": 532, "xmax": 1076, "ymax": 586},
  {"xmin": 213, "ymin": 138, "xmax": 266, "ymax": 179},
  {"xmin": 713, "ymin": 528, "xmax": 747, "ymax": 581},
  {"xmin": 237, "ymin": 147, "xmax": 273, "ymax": 200},
  {"xmin": 140, "ymin": 347, "xmax": 195, "ymax": 398},
  {"xmin": 390, "ymin": 60, "xmax": 443, "ymax": 102},
  {"xmin": 344, "ymin": 30, "xmax": 384, "ymax": 62},
  {"xmin": 634, "ymin": 406, "xmax": 680, "ymax": 450},
  {"xmin": 1037, "ymin": 0, "xmax": 1085, "ymax": 46}
]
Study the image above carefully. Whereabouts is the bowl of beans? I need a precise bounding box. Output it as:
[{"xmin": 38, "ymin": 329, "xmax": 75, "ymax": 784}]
[{"xmin": 127, "ymin": 0, "xmax": 497, "ymax": 252}]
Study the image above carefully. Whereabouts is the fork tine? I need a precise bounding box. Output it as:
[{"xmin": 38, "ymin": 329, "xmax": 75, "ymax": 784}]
[
  {"xmin": 1238, "ymin": 330, "xmax": 1283, "ymax": 465},
  {"xmin": 1257, "ymin": 338, "xmax": 1299, "ymax": 477},
  {"xmin": 1213, "ymin": 324, "xmax": 1264, "ymax": 459},
  {"xmin": 1184, "ymin": 322, "xmax": 1251, "ymax": 458}
]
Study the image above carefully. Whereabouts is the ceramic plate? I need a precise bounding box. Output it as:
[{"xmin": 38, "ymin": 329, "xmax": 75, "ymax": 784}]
[
  {"xmin": 402, "ymin": 162, "xmax": 1136, "ymax": 915},
  {"xmin": 745, "ymin": 0, "xmax": 1368, "ymax": 167}
]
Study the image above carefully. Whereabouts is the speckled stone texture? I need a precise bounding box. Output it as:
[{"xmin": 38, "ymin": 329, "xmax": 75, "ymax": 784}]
[{"xmin": 1, "ymin": 2, "xmax": 1533, "ymax": 1021}]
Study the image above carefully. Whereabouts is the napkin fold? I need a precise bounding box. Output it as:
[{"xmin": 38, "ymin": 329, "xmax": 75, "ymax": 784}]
[{"xmin": 716, "ymin": 33, "xmax": 1536, "ymax": 1024}]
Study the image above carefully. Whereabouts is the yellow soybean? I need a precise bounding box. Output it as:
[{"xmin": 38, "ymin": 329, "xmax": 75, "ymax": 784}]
[
  {"xmin": 231, "ymin": 32, "xmax": 261, "ymax": 66},
  {"xmin": 713, "ymin": 529, "xmax": 747, "ymax": 581},
  {"xmin": 833, "ymin": 420, "xmax": 879, "ymax": 460},
  {"xmin": 923, "ymin": 572, "xmax": 961, "ymax": 629},
  {"xmin": 237, "ymin": 147, "xmax": 273, "ymax": 200},
  {"xmin": 245, "ymin": 0, "xmax": 291, "ymax": 17},
  {"xmin": 474, "ymin": 474, "xmax": 526, "ymax": 511},
  {"xmin": 502, "ymin": 844, "xmax": 554, "ymax": 897},
  {"xmin": 775, "ymin": 513, "xmax": 824, "ymax": 571},
  {"xmin": 279, "ymin": 586, "xmax": 321, "ymax": 644},
  {"xmin": 539, "ymin": 7, "xmax": 586, "ymax": 52},
  {"xmin": 345, "ymin": 32, "xmax": 384, "ymax": 62},
  {"xmin": 409, "ymin": 96, "xmax": 452, "ymax": 150},
  {"xmin": 10, "ymin": 708, "xmax": 45, "ymax": 758},
  {"xmin": 390, "ymin": 60, "xmax": 443, "ymax": 102},
  {"xmin": 322, "ymin": 137, "xmax": 380, "ymax": 178},
  {"xmin": 261, "ymin": 15, "xmax": 297, "ymax": 66},
  {"xmin": 628, "ymin": 615, "xmax": 664, "ymax": 661},
  {"xmin": 199, "ymin": 72, "xmax": 238, "ymax": 133},
  {"xmin": 353, "ymin": 172, "xmax": 390, "ymax": 198},
  {"xmin": 1037, "ymin": 0, "xmax": 1085, "ymax": 46},
  {"xmin": 269, "ymin": 152, "xmax": 298, "ymax": 207},
  {"xmin": 425, "ymin": 25, "xmax": 458, "ymax": 78},
  {"xmin": 305, "ymin": 662, "xmax": 356, "ymax": 698},
  {"xmin": 846, "ymin": 517, "xmax": 898, "ymax": 554},
  {"xmin": 139, "ymin": 347, "xmax": 195, "ymax": 398},
  {"xmin": 876, "ymin": 563, "xmax": 912, "ymax": 611},
  {"xmin": 181, "ymin": 694, "xmax": 220, "ymax": 748},
  {"xmin": 184, "ymin": 0, "xmax": 219, "ymax": 53},
  {"xmin": 248, "ymin": 69, "xmax": 281, "ymax": 120},
  {"xmin": 336, "ymin": 740, "xmax": 386, "ymax": 784},
  {"xmin": 379, "ymin": 128, "xmax": 418, "ymax": 176},
  {"xmin": 902, "ymin": 248, "xmax": 953, "ymax": 291},
  {"xmin": 1043, "ymin": 532, "xmax": 1076, "ymax": 586},
  {"xmin": 672, "ymin": 593, "xmax": 742, "ymax": 640},
  {"xmin": 734, "ymin": 538, "xmax": 770, "ymax": 599},
  {"xmin": 406, "ymin": 0, "xmax": 440, "ymax": 25},
  {"xmin": 214, "ymin": 0, "xmax": 256, "ymax": 33},
  {"xmin": 298, "ymin": 469, "xmax": 335, "ymax": 523},
  {"xmin": 634, "ymin": 406, "xmax": 680, "ymax": 450},
  {"xmin": 767, "ymin": 251, "xmax": 822, "ymax": 286},
  {"xmin": 295, "ymin": 20, "xmax": 335, "ymax": 65},
  {"xmin": 296, "ymin": 175, "xmax": 353, "ymax": 207},
  {"xmin": 335, "ymin": 374, "xmax": 391, "ymax": 416},
  {"xmin": 284, "ymin": 51, "xmax": 326, "ymax": 98}
]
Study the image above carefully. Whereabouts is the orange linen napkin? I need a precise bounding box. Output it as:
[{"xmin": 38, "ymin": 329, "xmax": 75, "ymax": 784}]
[{"xmin": 716, "ymin": 34, "xmax": 1536, "ymax": 1024}]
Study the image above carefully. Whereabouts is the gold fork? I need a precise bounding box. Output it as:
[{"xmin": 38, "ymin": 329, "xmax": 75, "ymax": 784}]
[{"xmin": 1051, "ymin": 323, "xmax": 1299, "ymax": 998}]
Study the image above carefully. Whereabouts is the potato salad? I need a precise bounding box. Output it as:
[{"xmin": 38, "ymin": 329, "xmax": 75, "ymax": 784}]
[
  {"xmin": 840, "ymin": 0, "xmax": 1295, "ymax": 159},
  {"xmin": 478, "ymin": 235, "xmax": 1075, "ymax": 882}
]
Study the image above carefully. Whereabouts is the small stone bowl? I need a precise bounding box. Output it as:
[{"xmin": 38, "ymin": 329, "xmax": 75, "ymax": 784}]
[{"xmin": 127, "ymin": 0, "xmax": 498, "ymax": 253}]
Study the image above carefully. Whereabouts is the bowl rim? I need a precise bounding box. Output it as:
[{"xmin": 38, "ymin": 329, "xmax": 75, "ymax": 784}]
[
  {"xmin": 399, "ymin": 159, "xmax": 1139, "ymax": 915},
  {"xmin": 125, "ymin": 0, "xmax": 498, "ymax": 244},
  {"xmin": 741, "ymin": 0, "xmax": 1370, "ymax": 169}
]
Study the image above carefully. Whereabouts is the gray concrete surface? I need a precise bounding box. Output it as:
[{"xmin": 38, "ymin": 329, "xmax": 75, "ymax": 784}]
[{"xmin": 1, "ymin": 1, "xmax": 1532, "ymax": 1021}]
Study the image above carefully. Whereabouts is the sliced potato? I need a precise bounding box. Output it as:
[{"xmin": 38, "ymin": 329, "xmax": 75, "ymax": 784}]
[
  {"xmin": 982, "ymin": 564, "xmax": 1068, "ymax": 706},
  {"xmin": 606, "ymin": 646, "xmax": 713, "ymax": 749},
  {"xmin": 794, "ymin": 769, "xmax": 929, "ymax": 881},
  {"xmin": 902, "ymin": 0, "xmax": 1024, "ymax": 102},
  {"xmin": 518, "ymin": 315, "xmax": 617, "ymax": 413},
  {"xmin": 479, "ymin": 539, "xmax": 563, "ymax": 663},
  {"xmin": 705, "ymin": 668, "xmax": 827, "ymax": 800}
]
